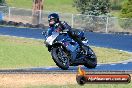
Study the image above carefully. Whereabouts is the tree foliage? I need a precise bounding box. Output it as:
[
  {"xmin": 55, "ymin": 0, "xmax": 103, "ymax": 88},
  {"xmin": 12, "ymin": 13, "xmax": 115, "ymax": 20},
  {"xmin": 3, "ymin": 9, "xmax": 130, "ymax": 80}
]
[
  {"xmin": 0, "ymin": 0, "xmax": 5, "ymax": 5},
  {"xmin": 119, "ymin": 0, "xmax": 132, "ymax": 30},
  {"xmin": 73, "ymin": 0, "xmax": 111, "ymax": 16},
  {"xmin": 120, "ymin": 0, "xmax": 132, "ymax": 18}
]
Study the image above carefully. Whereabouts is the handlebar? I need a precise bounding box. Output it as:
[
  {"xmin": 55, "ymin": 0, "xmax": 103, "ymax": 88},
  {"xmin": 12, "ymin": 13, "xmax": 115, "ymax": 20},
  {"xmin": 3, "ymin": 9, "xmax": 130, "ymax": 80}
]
[{"xmin": 42, "ymin": 31, "xmax": 48, "ymax": 39}]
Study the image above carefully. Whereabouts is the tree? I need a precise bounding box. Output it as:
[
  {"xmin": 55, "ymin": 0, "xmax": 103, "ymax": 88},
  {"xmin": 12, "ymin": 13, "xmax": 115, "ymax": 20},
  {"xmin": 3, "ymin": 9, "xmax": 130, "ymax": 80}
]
[
  {"xmin": 120, "ymin": 0, "xmax": 132, "ymax": 18},
  {"xmin": 73, "ymin": 0, "xmax": 111, "ymax": 32},
  {"xmin": 0, "ymin": 0, "xmax": 5, "ymax": 5},
  {"xmin": 0, "ymin": 0, "xmax": 2, "ymax": 3},
  {"xmin": 73, "ymin": 0, "xmax": 111, "ymax": 16},
  {"xmin": 119, "ymin": 0, "xmax": 132, "ymax": 30}
]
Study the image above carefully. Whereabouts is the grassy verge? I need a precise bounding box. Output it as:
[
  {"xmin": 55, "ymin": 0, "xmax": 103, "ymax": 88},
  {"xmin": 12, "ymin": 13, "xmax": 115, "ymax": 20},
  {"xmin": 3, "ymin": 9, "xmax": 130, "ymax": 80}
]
[
  {"xmin": 92, "ymin": 46, "xmax": 132, "ymax": 63},
  {"xmin": 0, "ymin": 36, "xmax": 55, "ymax": 68},
  {"xmin": 110, "ymin": 10, "xmax": 120, "ymax": 17},
  {"xmin": 0, "ymin": 35, "xmax": 132, "ymax": 68},
  {"xmin": 6, "ymin": 0, "xmax": 78, "ymax": 13}
]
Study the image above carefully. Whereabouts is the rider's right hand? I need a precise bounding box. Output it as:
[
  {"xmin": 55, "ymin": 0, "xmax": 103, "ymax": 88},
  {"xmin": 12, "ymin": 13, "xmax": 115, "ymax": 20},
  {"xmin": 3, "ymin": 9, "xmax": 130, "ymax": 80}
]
[{"xmin": 42, "ymin": 31, "xmax": 46, "ymax": 35}]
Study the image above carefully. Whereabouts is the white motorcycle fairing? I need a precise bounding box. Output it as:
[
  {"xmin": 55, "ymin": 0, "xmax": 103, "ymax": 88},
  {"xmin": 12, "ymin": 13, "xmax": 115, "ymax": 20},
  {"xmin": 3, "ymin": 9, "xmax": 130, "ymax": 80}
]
[{"xmin": 46, "ymin": 32, "xmax": 59, "ymax": 45}]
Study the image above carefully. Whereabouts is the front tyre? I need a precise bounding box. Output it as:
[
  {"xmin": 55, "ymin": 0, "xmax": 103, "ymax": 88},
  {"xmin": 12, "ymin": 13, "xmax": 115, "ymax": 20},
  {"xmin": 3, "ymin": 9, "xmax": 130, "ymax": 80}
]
[{"xmin": 51, "ymin": 46, "xmax": 69, "ymax": 70}]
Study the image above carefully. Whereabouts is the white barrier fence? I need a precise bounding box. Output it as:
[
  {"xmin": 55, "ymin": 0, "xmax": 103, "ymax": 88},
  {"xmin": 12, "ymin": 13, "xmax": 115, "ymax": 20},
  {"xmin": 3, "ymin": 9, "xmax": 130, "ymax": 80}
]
[{"xmin": 0, "ymin": 6, "xmax": 132, "ymax": 33}]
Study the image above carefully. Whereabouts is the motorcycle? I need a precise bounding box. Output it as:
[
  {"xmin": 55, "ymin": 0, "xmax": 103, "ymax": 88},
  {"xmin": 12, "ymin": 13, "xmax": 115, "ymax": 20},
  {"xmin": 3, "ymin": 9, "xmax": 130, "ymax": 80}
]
[{"xmin": 43, "ymin": 29, "xmax": 97, "ymax": 70}]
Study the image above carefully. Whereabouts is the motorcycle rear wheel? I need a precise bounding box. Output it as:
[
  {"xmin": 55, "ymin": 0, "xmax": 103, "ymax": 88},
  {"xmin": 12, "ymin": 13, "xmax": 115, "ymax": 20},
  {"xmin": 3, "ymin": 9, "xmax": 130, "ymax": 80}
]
[
  {"xmin": 84, "ymin": 57, "xmax": 97, "ymax": 68},
  {"xmin": 84, "ymin": 47, "xmax": 97, "ymax": 68}
]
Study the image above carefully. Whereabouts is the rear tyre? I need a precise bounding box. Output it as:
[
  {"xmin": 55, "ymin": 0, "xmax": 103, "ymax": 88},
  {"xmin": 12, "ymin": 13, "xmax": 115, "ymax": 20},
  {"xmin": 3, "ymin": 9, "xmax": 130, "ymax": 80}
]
[
  {"xmin": 51, "ymin": 46, "xmax": 69, "ymax": 70},
  {"xmin": 84, "ymin": 47, "xmax": 97, "ymax": 68},
  {"xmin": 84, "ymin": 57, "xmax": 97, "ymax": 68}
]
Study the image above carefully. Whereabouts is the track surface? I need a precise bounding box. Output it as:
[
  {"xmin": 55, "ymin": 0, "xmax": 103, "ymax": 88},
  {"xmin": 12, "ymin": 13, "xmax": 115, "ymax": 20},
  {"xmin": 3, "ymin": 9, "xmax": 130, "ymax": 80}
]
[{"xmin": 0, "ymin": 26, "xmax": 132, "ymax": 73}]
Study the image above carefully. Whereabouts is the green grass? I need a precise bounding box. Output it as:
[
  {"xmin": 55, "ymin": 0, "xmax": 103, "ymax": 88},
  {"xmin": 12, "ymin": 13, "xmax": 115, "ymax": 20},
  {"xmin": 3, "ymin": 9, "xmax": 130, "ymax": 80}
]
[
  {"xmin": 26, "ymin": 83, "xmax": 132, "ymax": 88},
  {"xmin": 6, "ymin": 0, "xmax": 78, "ymax": 13},
  {"xmin": 110, "ymin": 10, "xmax": 121, "ymax": 17},
  {"xmin": 92, "ymin": 46, "xmax": 132, "ymax": 63},
  {"xmin": 44, "ymin": 0, "xmax": 77, "ymax": 13},
  {"xmin": 6, "ymin": 0, "xmax": 32, "ymax": 9},
  {"xmin": 0, "ymin": 35, "xmax": 132, "ymax": 69},
  {"xmin": 0, "ymin": 36, "xmax": 55, "ymax": 68}
]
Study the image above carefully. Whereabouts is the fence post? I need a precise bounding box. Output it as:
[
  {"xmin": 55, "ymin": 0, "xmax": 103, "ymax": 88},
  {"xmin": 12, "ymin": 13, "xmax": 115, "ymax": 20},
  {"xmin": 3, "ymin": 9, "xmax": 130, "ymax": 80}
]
[
  {"xmin": 71, "ymin": 14, "xmax": 74, "ymax": 28},
  {"xmin": 105, "ymin": 16, "xmax": 109, "ymax": 33},
  {"xmin": 8, "ymin": 7, "xmax": 11, "ymax": 21}
]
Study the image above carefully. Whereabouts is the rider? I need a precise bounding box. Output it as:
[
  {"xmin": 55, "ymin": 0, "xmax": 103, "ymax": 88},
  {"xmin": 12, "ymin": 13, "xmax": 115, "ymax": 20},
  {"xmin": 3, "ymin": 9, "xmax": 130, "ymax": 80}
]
[{"xmin": 46, "ymin": 13, "xmax": 86, "ymax": 51}]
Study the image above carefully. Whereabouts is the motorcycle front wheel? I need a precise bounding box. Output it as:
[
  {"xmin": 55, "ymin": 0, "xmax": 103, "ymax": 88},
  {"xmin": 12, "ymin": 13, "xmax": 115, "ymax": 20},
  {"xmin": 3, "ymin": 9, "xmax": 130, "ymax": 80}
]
[{"xmin": 51, "ymin": 46, "xmax": 70, "ymax": 70}]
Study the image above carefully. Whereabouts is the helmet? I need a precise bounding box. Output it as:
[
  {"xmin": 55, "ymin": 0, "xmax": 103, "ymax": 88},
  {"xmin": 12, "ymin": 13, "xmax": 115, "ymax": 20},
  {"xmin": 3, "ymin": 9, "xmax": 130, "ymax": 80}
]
[{"xmin": 48, "ymin": 13, "xmax": 59, "ymax": 24}]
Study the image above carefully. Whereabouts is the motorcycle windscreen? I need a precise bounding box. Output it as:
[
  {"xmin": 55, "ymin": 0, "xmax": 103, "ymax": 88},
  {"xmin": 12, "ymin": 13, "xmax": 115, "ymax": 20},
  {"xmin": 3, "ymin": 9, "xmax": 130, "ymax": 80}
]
[{"xmin": 46, "ymin": 32, "xmax": 59, "ymax": 45}]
